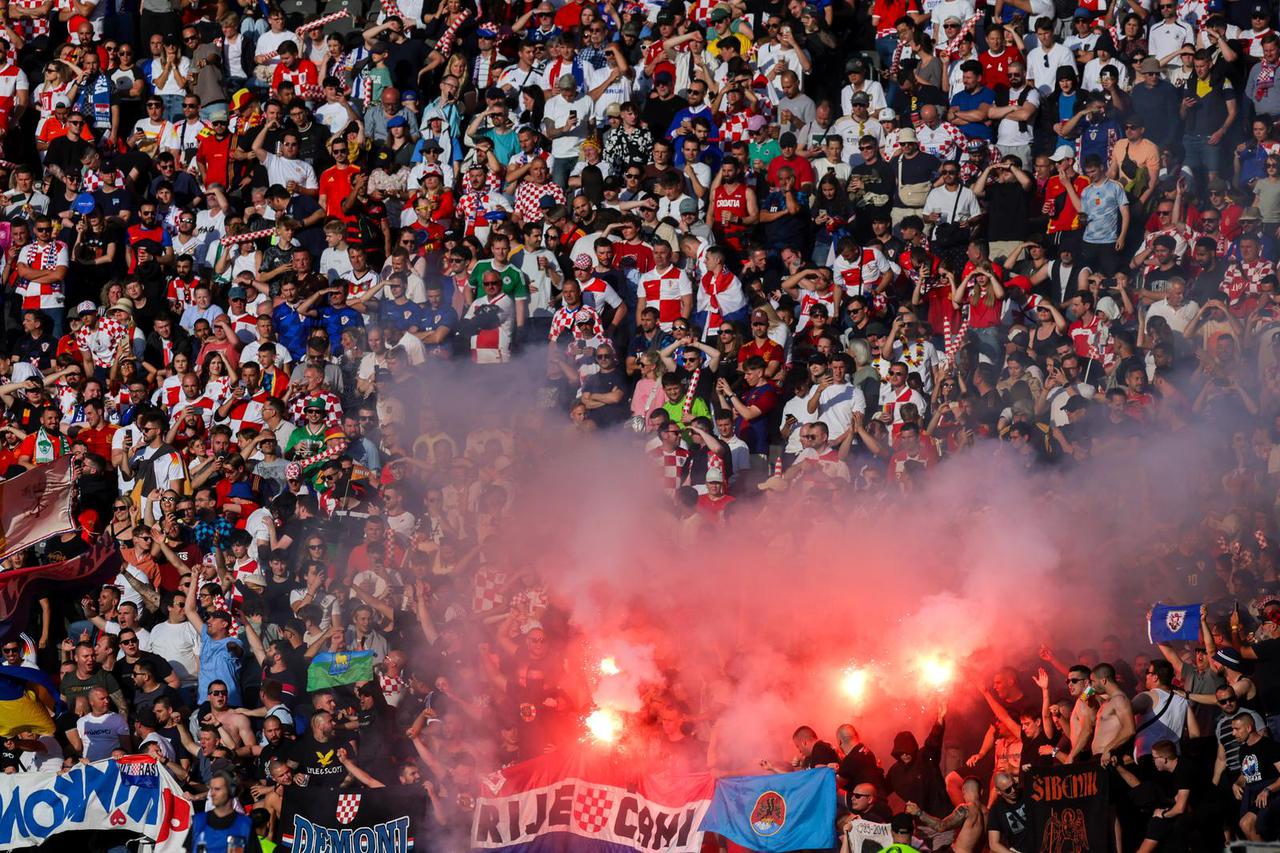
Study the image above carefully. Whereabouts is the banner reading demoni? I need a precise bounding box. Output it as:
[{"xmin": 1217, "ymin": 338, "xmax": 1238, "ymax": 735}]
[
  {"xmin": 472, "ymin": 749, "xmax": 716, "ymax": 852},
  {"xmin": 280, "ymin": 784, "xmax": 427, "ymax": 853},
  {"xmin": 1027, "ymin": 762, "xmax": 1109, "ymax": 853},
  {"xmin": 0, "ymin": 755, "xmax": 191, "ymax": 851}
]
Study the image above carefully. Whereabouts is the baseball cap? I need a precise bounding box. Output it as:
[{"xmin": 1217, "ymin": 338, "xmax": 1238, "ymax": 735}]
[
  {"xmin": 228, "ymin": 286, "xmax": 247, "ymax": 300},
  {"xmin": 654, "ymin": 70, "xmax": 674, "ymax": 85},
  {"xmin": 1063, "ymin": 396, "xmax": 1091, "ymax": 413},
  {"xmin": 573, "ymin": 253, "xmax": 593, "ymax": 270},
  {"xmin": 75, "ymin": 301, "xmax": 96, "ymax": 315},
  {"xmin": 421, "ymin": 138, "xmax": 444, "ymax": 152},
  {"xmin": 304, "ymin": 398, "xmax": 327, "ymax": 412},
  {"xmin": 878, "ymin": 107, "xmax": 897, "ymax": 121},
  {"xmin": 747, "ymin": 114, "xmax": 767, "ymax": 132},
  {"xmin": 1050, "ymin": 144, "xmax": 1076, "ymax": 162},
  {"xmin": 850, "ymin": 91, "xmax": 870, "ymax": 107},
  {"xmin": 1138, "ymin": 57, "xmax": 1162, "ymax": 74},
  {"xmin": 709, "ymin": 5, "xmax": 730, "ymax": 21},
  {"xmin": 678, "ymin": 197, "xmax": 699, "ymax": 214},
  {"xmin": 1073, "ymin": 7, "xmax": 1092, "ymax": 17},
  {"xmin": 1208, "ymin": 176, "xmax": 1229, "ymax": 193},
  {"xmin": 705, "ymin": 467, "xmax": 724, "ymax": 483},
  {"xmin": 751, "ymin": 308, "xmax": 769, "ymax": 323}
]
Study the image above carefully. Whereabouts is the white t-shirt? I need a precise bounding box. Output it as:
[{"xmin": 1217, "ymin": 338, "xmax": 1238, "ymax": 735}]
[
  {"xmin": 782, "ymin": 386, "xmax": 819, "ymax": 455},
  {"xmin": 76, "ymin": 711, "xmax": 129, "ymax": 761},
  {"xmin": 255, "ymin": 30, "xmax": 300, "ymax": 65},
  {"xmin": 264, "ymin": 153, "xmax": 318, "ymax": 190},
  {"xmin": 152, "ymin": 58, "xmax": 192, "ymax": 97},
  {"xmin": 543, "ymin": 93, "xmax": 595, "ymax": 159},
  {"xmin": 996, "ymin": 85, "xmax": 1040, "ymax": 148},
  {"xmin": 924, "ymin": 186, "xmax": 981, "ymax": 223},
  {"xmin": 930, "ymin": 0, "xmax": 974, "ymax": 34},
  {"xmin": 814, "ymin": 381, "xmax": 867, "ymax": 440},
  {"xmin": 149, "ymin": 620, "xmax": 201, "ymax": 685}
]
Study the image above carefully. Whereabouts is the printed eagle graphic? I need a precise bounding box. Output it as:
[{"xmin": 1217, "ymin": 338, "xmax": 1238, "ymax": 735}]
[{"xmin": 316, "ymin": 750, "xmax": 336, "ymax": 766}]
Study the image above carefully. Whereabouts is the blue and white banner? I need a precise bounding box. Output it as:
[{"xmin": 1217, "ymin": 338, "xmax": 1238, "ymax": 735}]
[
  {"xmin": 699, "ymin": 768, "xmax": 836, "ymax": 852},
  {"xmin": 0, "ymin": 755, "xmax": 192, "ymax": 851},
  {"xmin": 1148, "ymin": 603, "xmax": 1203, "ymax": 643}
]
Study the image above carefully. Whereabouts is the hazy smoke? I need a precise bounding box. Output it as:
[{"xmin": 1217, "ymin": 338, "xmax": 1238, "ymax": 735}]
[{"xmin": 404, "ymin": 349, "xmax": 1237, "ymax": 773}]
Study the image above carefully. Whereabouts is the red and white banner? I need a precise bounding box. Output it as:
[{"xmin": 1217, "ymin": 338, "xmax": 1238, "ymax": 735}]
[
  {"xmin": 0, "ymin": 456, "xmax": 76, "ymax": 560},
  {"xmin": 471, "ymin": 749, "xmax": 715, "ymax": 852}
]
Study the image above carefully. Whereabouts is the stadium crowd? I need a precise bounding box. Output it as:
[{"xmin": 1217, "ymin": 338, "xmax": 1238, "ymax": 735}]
[{"xmin": 2, "ymin": 0, "xmax": 1280, "ymax": 850}]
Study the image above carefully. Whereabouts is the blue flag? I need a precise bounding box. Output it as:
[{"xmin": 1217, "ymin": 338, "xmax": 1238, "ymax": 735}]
[
  {"xmin": 1149, "ymin": 603, "xmax": 1203, "ymax": 643},
  {"xmin": 700, "ymin": 768, "xmax": 836, "ymax": 852}
]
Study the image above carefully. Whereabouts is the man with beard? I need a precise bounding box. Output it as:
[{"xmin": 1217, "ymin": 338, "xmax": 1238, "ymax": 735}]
[
  {"xmin": 707, "ymin": 157, "xmax": 757, "ymax": 254},
  {"xmin": 289, "ymin": 710, "xmax": 352, "ymax": 788},
  {"xmin": 762, "ymin": 725, "xmax": 840, "ymax": 773}
]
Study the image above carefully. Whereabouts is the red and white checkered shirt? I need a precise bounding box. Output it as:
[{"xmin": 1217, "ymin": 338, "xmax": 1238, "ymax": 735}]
[
  {"xmin": 913, "ymin": 120, "xmax": 967, "ymax": 162},
  {"xmin": 648, "ymin": 445, "xmax": 690, "ymax": 493},
  {"xmin": 1222, "ymin": 259, "xmax": 1274, "ymax": 307},
  {"xmin": 638, "ymin": 266, "xmax": 692, "ymax": 332},
  {"xmin": 173, "ymin": 394, "xmax": 218, "ymax": 426},
  {"xmin": 685, "ymin": 0, "xmax": 717, "ymax": 24},
  {"xmin": 719, "ymin": 110, "xmax": 756, "ymax": 146},
  {"xmin": 222, "ymin": 390, "xmax": 271, "ymax": 436},
  {"xmin": 512, "ymin": 180, "xmax": 566, "ymax": 223},
  {"xmin": 81, "ymin": 170, "xmax": 124, "ymax": 193},
  {"xmin": 74, "ymin": 315, "xmax": 127, "ymax": 369},
  {"xmin": 16, "ymin": 240, "xmax": 67, "ymax": 311},
  {"xmin": 11, "ymin": 0, "xmax": 52, "ymax": 39},
  {"xmin": 288, "ymin": 390, "xmax": 344, "ymax": 427},
  {"xmin": 548, "ymin": 304, "xmax": 603, "ymax": 341},
  {"xmin": 378, "ymin": 671, "xmax": 406, "ymax": 707}
]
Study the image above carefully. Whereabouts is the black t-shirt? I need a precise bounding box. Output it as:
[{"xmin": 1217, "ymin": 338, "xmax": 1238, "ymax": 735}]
[
  {"xmin": 985, "ymin": 180, "xmax": 1032, "ymax": 242},
  {"xmin": 1240, "ymin": 736, "xmax": 1280, "ymax": 787},
  {"xmin": 1153, "ymin": 757, "xmax": 1196, "ymax": 807},
  {"xmin": 838, "ymin": 743, "xmax": 886, "ymax": 791},
  {"xmin": 804, "ymin": 739, "xmax": 840, "ymax": 768},
  {"xmin": 989, "ymin": 794, "xmax": 1033, "ymax": 849},
  {"xmin": 291, "ymin": 734, "xmax": 350, "ymax": 788},
  {"xmin": 258, "ymin": 737, "xmax": 294, "ymax": 782},
  {"xmin": 1252, "ymin": 639, "xmax": 1280, "ymax": 715},
  {"xmin": 1020, "ymin": 729, "xmax": 1057, "ymax": 771},
  {"xmin": 581, "ymin": 369, "xmax": 628, "ymax": 426}
]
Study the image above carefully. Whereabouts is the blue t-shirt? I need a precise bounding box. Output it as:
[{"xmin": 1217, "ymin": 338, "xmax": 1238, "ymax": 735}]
[
  {"xmin": 198, "ymin": 626, "xmax": 242, "ymax": 706},
  {"xmin": 1081, "ymin": 179, "xmax": 1129, "ymax": 244},
  {"xmin": 271, "ymin": 301, "xmax": 313, "ymax": 360},
  {"xmin": 317, "ymin": 305, "xmax": 364, "ymax": 353},
  {"xmin": 950, "ymin": 87, "xmax": 996, "ymax": 140},
  {"xmin": 378, "ymin": 299, "xmax": 429, "ymax": 334}
]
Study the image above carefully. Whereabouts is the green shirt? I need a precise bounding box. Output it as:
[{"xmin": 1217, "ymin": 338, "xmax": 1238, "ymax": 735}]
[
  {"xmin": 661, "ymin": 396, "xmax": 712, "ymax": 439},
  {"xmin": 748, "ymin": 140, "xmax": 782, "ymax": 172},
  {"xmin": 469, "ymin": 260, "xmax": 529, "ymax": 300}
]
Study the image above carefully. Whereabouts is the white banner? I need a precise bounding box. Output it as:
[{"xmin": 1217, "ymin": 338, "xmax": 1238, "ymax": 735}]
[
  {"xmin": 846, "ymin": 817, "xmax": 893, "ymax": 853},
  {"xmin": 0, "ymin": 755, "xmax": 192, "ymax": 852}
]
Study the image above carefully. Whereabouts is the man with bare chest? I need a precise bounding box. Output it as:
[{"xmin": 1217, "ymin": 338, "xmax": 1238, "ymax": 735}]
[
  {"xmin": 1091, "ymin": 663, "xmax": 1136, "ymax": 765},
  {"xmin": 906, "ymin": 776, "xmax": 987, "ymax": 852}
]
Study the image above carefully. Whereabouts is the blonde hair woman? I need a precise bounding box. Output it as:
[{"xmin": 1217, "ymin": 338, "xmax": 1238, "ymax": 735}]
[{"xmin": 630, "ymin": 350, "xmax": 665, "ymax": 423}]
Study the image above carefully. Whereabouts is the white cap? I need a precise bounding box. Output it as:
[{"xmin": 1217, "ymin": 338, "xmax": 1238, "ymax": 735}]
[
  {"xmin": 878, "ymin": 107, "xmax": 897, "ymax": 121},
  {"xmin": 1050, "ymin": 144, "xmax": 1076, "ymax": 162},
  {"xmin": 75, "ymin": 301, "xmax": 97, "ymax": 315}
]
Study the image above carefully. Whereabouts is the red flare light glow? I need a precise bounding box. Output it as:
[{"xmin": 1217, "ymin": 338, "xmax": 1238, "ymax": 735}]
[
  {"xmin": 599, "ymin": 657, "xmax": 620, "ymax": 676},
  {"xmin": 916, "ymin": 654, "xmax": 956, "ymax": 691},
  {"xmin": 584, "ymin": 708, "xmax": 622, "ymax": 744}
]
